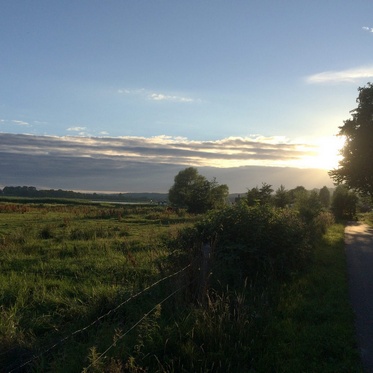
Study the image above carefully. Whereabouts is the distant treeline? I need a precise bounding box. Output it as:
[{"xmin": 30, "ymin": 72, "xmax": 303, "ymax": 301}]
[{"xmin": 0, "ymin": 186, "xmax": 168, "ymax": 202}]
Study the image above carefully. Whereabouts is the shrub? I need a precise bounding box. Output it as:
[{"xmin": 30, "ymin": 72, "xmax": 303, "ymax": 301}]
[
  {"xmin": 310, "ymin": 211, "xmax": 335, "ymax": 238},
  {"xmin": 195, "ymin": 203, "xmax": 310, "ymax": 281}
]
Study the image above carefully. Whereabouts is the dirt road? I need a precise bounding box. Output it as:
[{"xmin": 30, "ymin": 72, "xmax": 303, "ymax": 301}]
[{"xmin": 345, "ymin": 222, "xmax": 373, "ymax": 372}]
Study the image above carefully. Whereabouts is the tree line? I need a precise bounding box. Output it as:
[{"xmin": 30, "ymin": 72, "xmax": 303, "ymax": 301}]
[
  {"xmin": 168, "ymin": 167, "xmax": 370, "ymax": 220},
  {"xmin": 0, "ymin": 186, "xmax": 167, "ymax": 202}
]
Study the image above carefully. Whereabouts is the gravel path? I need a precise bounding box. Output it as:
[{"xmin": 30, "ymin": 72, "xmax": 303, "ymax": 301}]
[{"xmin": 345, "ymin": 222, "xmax": 373, "ymax": 372}]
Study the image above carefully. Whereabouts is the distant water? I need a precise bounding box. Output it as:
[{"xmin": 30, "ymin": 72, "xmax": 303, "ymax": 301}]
[{"xmin": 91, "ymin": 200, "xmax": 155, "ymax": 205}]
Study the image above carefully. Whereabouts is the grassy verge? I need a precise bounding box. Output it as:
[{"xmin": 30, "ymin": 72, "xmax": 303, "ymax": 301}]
[
  {"xmin": 256, "ymin": 224, "xmax": 363, "ymax": 372},
  {"xmin": 358, "ymin": 211, "xmax": 373, "ymax": 226}
]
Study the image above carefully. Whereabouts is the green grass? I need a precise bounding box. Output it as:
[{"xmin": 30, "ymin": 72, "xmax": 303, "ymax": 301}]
[
  {"xmin": 0, "ymin": 202, "xmax": 195, "ymax": 372},
  {"xmin": 256, "ymin": 224, "xmax": 363, "ymax": 372},
  {"xmin": 358, "ymin": 211, "xmax": 373, "ymax": 226},
  {"xmin": 0, "ymin": 202, "xmax": 363, "ymax": 372}
]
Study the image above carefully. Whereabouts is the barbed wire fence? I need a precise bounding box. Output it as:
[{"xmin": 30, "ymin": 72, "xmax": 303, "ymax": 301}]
[
  {"xmin": 82, "ymin": 281, "xmax": 193, "ymax": 372},
  {"xmin": 5, "ymin": 262, "xmax": 196, "ymax": 373},
  {"xmin": 82, "ymin": 241, "xmax": 220, "ymax": 372}
]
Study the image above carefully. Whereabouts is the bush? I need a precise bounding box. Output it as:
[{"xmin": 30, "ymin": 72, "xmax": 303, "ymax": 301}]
[
  {"xmin": 310, "ymin": 211, "xmax": 335, "ymax": 238},
  {"xmin": 195, "ymin": 203, "xmax": 310, "ymax": 281}
]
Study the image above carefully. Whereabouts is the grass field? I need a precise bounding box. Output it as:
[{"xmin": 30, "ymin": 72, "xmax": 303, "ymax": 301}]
[
  {"xmin": 0, "ymin": 201, "xmax": 196, "ymax": 372},
  {"xmin": 0, "ymin": 201, "xmax": 366, "ymax": 372}
]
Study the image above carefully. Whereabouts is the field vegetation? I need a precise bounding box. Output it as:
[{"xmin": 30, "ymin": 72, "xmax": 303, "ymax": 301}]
[{"xmin": 0, "ymin": 192, "xmax": 366, "ymax": 372}]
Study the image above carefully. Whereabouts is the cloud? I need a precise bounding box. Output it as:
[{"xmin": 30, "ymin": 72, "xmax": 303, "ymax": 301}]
[
  {"xmin": 0, "ymin": 133, "xmax": 334, "ymax": 193},
  {"xmin": 305, "ymin": 65, "xmax": 373, "ymax": 84},
  {"xmin": 363, "ymin": 26, "xmax": 373, "ymax": 33},
  {"xmin": 148, "ymin": 92, "xmax": 194, "ymax": 103},
  {"xmin": 0, "ymin": 133, "xmax": 319, "ymax": 169},
  {"xmin": 12, "ymin": 120, "xmax": 30, "ymax": 126},
  {"xmin": 118, "ymin": 88, "xmax": 195, "ymax": 103},
  {"xmin": 67, "ymin": 126, "xmax": 87, "ymax": 132},
  {"xmin": 66, "ymin": 126, "xmax": 90, "ymax": 136}
]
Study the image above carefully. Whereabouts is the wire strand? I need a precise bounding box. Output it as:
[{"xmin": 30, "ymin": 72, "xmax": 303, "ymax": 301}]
[
  {"xmin": 6, "ymin": 263, "xmax": 192, "ymax": 373},
  {"xmin": 84, "ymin": 282, "xmax": 190, "ymax": 372}
]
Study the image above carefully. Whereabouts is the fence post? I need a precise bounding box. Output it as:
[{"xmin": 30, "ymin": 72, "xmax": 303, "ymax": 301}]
[{"xmin": 198, "ymin": 241, "xmax": 211, "ymax": 305}]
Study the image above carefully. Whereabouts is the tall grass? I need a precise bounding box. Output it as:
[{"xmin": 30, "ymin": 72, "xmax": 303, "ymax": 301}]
[
  {"xmin": 256, "ymin": 224, "xmax": 364, "ymax": 372},
  {"xmin": 0, "ymin": 202, "xmax": 195, "ymax": 372}
]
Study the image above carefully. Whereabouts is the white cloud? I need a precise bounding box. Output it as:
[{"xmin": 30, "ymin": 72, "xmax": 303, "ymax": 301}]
[
  {"xmin": 118, "ymin": 88, "xmax": 195, "ymax": 103},
  {"xmin": 148, "ymin": 92, "xmax": 194, "ymax": 103},
  {"xmin": 12, "ymin": 120, "xmax": 30, "ymax": 126},
  {"xmin": 306, "ymin": 65, "xmax": 373, "ymax": 84},
  {"xmin": 118, "ymin": 88, "xmax": 144, "ymax": 95},
  {"xmin": 67, "ymin": 126, "xmax": 87, "ymax": 132},
  {"xmin": 363, "ymin": 26, "xmax": 373, "ymax": 33}
]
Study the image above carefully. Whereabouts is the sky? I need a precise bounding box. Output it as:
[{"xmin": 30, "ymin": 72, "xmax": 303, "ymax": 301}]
[{"xmin": 1, "ymin": 0, "xmax": 373, "ymax": 193}]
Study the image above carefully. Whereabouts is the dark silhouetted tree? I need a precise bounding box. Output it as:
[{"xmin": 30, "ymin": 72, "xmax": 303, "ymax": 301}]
[
  {"xmin": 247, "ymin": 183, "xmax": 273, "ymax": 206},
  {"xmin": 168, "ymin": 167, "xmax": 229, "ymax": 213},
  {"xmin": 331, "ymin": 185, "xmax": 358, "ymax": 220},
  {"xmin": 329, "ymin": 83, "xmax": 373, "ymax": 200},
  {"xmin": 319, "ymin": 186, "xmax": 331, "ymax": 209},
  {"xmin": 274, "ymin": 184, "xmax": 291, "ymax": 208}
]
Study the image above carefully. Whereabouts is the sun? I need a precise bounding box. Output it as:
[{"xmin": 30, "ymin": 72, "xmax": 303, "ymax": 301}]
[
  {"xmin": 295, "ymin": 136, "xmax": 345, "ymax": 170},
  {"xmin": 311, "ymin": 136, "xmax": 345, "ymax": 170}
]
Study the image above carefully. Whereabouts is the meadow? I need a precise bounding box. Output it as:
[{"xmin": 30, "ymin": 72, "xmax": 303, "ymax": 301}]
[
  {"xmin": 0, "ymin": 199, "xmax": 364, "ymax": 372},
  {"xmin": 0, "ymin": 201, "xmax": 197, "ymax": 372}
]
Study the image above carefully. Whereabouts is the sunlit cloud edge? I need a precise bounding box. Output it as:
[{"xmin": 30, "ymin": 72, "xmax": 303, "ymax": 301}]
[
  {"xmin": 305, "ymin": 65, "xmax": 373, "ymax": 84},
  {"xmin": 0, "ymin": 133, "xmax": 341, "ymax": 170}
]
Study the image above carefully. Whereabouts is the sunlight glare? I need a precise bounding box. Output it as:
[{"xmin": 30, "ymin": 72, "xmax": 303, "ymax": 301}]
[{"xmin": 300, "ymin": 136, "xmax": 345, "ymax": 170}]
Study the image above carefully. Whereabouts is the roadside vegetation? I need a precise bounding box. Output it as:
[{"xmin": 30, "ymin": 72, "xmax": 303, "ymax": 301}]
[
  {"xmin": 258, "ymin": 223, "xmax": 363, "ymax": 372},
  {"xmin": 0, "ymin": 180, "xmax": 369, "ymax": 372}
]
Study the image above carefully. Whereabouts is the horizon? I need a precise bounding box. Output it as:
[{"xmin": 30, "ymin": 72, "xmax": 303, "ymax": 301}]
[{"xmin": 0, "ymin": 178, "xmax": 336, "ymax": 196}]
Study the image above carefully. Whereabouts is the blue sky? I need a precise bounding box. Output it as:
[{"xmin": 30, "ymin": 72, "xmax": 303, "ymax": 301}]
[{"xmin": 1, "ymin": 1, "xmax": 373, "ymax": 192}]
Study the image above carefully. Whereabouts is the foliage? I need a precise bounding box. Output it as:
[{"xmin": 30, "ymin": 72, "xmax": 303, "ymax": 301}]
[
  {"xmin": 195, "ymin": 203, "xmax": 310, "ymax": 281},
  {"xmin": 258, "ymin": 224, "xmax": 363, "ymax": 372},
  {"xmin": 329, "ymin": 83, "xmax": 373, "ymax": 199},
  {"xmin": 357, "ymin": 194, "xmax": 373, "ymax": 213},
  {"xmin": 274, "ymin": 184, "xmax": 291, "ymax": 208},
  {"xmin": 168, "ymin": 167, "xmax": 229, "ymax": 213},
  {"xmin": 288, "ymin": 185, "xmax": 308, "ymax": 205},
  {"xmin": 319, "ymin": 186, "xmax": 331, "ymax": 209},
  {"xmin": 331, "ymin": 185, "xmax": 358, "ymax": 220},
  {"xmin": 246, "ymin": 182, "xmax": 274, "ymax": 206},
  {"xmin": 296, "ymin": 190, "xmax": 323, "ymax": 223},
  {"xmin": 358, "ymin": 211, "xmax": 373, "ymax": 226}
]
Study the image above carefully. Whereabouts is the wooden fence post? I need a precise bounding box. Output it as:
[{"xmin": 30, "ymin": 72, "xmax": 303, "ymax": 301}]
[{"xmin": 198, "ymin": 241, "xmax": 211, "ymax": 305}]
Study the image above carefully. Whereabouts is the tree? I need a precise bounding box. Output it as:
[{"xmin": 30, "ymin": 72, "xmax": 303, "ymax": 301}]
[
  {"xmin": 329, "ymin": 83, "xmax": 373, "ymax": 200},
  {"xmin": 288, "ymin": 186, "xmax": 307, "ymax": 205},
  {"xmin": 247, "ymin": 183, "xmax": 273, "ymax": 206},
  {"xmin": 274, "ymin": 184, "xmax": 291, "ymax": 208},
  {"xmin": 319, "ymin": 186, "xmax": 331, "ymax": 209},
  {"xmin": 296, "ymin": 190, "xmax": 322, "ymax": 222},
  {"xmin": 288, "ymin": 186, "xmax": 322, "ymax": 222},
  {"xmin": 168, "ymin": 167, "xmax": 229, "ymax": 213},
  {"xmin": 331, "ymin": 185, "xmax": 358, "ymax": 220}
]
